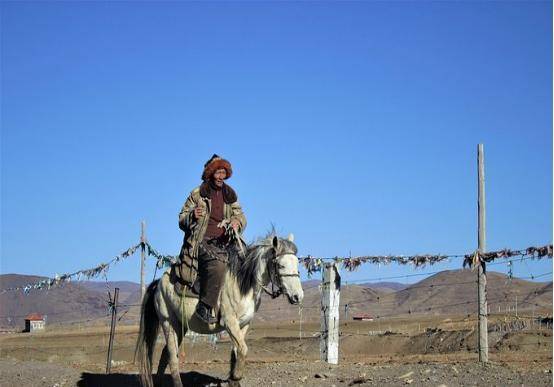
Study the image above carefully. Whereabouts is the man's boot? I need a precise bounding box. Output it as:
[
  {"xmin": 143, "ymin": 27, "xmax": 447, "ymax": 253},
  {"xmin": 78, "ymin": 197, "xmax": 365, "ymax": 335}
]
[{"xmin": 195, "ymin": 301, "xmax": 218, "ymax": 324}]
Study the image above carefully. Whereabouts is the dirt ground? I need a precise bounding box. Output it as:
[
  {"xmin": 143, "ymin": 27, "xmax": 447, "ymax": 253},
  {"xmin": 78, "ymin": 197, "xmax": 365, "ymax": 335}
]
[
  {"xmin": 0, "ymin": 356, "xmax": 551, "ymax": 387},
  {"xmin": 0, "ymin": 316, "xmax": 551, "ymax": 386}
]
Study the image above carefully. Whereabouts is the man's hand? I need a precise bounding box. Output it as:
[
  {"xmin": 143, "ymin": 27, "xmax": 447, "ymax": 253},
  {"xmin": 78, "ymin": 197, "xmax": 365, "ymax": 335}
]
[
  {"xmin": 231, "ymin": 220, "xmax": 240, "ymax": 231},
  {"xmin": 194, "ymin": 206, "xmax": 205, "ymax": 219}
]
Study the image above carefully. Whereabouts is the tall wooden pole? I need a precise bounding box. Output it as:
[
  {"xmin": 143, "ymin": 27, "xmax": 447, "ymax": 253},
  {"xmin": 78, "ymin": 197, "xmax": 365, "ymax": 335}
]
[
  {"xmin": 140, "ymin": 221, "xmax": 146, "ymax": 301},
  {"xmin": 106, "ymin": 287, "xmax": 119, "ymax": 374},
  {"xmin": 477, "ymin": 144, "xmax": 489, "ymax": 362}
]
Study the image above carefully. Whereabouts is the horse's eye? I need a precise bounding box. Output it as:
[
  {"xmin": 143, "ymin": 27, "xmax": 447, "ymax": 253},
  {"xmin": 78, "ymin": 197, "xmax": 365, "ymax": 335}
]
[{"xmin": 278, "ymin": 264, "xmax": 285, "ymax": 269}]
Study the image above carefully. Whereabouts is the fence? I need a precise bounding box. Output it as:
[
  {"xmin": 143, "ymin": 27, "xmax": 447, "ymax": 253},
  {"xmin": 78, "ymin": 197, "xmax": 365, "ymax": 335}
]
[
  {"xmin": 0, "ymin": 144, "xmax": 552, "ymax": 369},
  {"xmin": 0, "ymin": 243, "xmax": 551, "ymax": 371},
  {"xmin": 0, "ymin": 231, "xmax": 551, "ymax": 367}
]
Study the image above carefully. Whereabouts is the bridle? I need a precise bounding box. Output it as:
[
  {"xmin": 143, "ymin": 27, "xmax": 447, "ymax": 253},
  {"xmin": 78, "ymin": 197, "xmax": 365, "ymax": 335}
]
[{"xmin": 261, "ymin": 251, "xmax": 300, "ymax": 299}]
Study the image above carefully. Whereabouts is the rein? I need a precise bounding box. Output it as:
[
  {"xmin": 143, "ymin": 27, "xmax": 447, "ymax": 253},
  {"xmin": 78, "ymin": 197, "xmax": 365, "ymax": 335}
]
[{"xmin": 261, "ymin": 251, "xmax": 300, "ymax": 299}]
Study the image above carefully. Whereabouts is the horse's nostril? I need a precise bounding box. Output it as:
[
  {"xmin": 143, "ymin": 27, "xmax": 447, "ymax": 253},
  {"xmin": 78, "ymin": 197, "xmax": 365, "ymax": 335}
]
[{"xmin": 293, "ymin": 295, "xmax": 299, "ymax": 302}]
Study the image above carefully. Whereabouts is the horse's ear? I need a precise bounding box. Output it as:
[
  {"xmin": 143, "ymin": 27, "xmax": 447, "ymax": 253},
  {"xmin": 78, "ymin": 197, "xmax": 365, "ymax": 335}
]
[
  {"xmin": 287, "ymin": 233, "xmax": 294, "ymax": 242},
  {"xmin": 272, "ymin": 236, "xmax": 279, "ymax": 250}
]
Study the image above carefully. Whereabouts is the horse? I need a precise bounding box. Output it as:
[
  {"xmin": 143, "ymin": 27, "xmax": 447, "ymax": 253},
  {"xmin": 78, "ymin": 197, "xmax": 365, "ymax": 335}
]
[{"xmin": 135, "ymin": 233, "xmax": 304, "ymax": 387}]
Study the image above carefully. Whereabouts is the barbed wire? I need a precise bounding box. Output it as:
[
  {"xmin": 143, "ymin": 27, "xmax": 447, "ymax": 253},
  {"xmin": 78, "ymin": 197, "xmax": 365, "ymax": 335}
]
[
  {"xmin": 0, "ymin": 238, "xmax": 550, "ymax": 355},
  {"xmin": 256, "ymin": 271, "xmax": 553, "ymax": 313},
  {"xmin": 300, "ymin": 244, "xmax": 552, "ymax": 275},
  {"xmin": 1, "ymin": 265, "xmax": 549, "ymax": 323},
  {"xmin": 334, "ymin": 258, "xmax": 552, "ymax": 284},
  {"xmin": 118, "ymin": 303, "xmax": 141, "ymax": 308},
  {"xmin": 0, "ymin": 243, "xmax": 142, "ymax": 294},
  {"xmin": 0, "ymin": 308, "xmax": 110, "ymax": 320},
  {"xmin": 463, "ymin": 245, "xmax": 553, "ymax": 268},
  {"xmin": 1, "ymin": 238, "xmax": 550, "ymax": 294}
]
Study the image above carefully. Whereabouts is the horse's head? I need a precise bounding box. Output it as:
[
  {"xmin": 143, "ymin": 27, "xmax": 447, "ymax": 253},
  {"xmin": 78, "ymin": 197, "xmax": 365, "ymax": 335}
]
[{"xmin": 269, "ymin": 234, "xmax": 304, "ymax": 305}]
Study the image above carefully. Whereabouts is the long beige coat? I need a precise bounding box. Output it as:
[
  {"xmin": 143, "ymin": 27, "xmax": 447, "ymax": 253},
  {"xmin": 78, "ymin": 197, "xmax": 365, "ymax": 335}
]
[{"xmin": 177, "ymin": 184, "xmax": 247, "ymax": 285}]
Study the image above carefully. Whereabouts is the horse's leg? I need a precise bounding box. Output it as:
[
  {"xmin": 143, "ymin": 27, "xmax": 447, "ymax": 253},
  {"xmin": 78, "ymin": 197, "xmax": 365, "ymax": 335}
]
[
  {"xmin": 155, "ymin": 305, "xmax": 185, "ymax": 378},
  {"xmin": 157, "ymin": 322, "xmax": 186, "ymax": 376},
  {"xmin": 160, "ymin": 317, "xmax": 184, "ymax": 387},
  {"xmin": 156, "ymin": 345, "xmax": 169, "ymax": 376},
  {"xmin": 227, "ymin": 319, "xmax": 249, "ymax": 381},
  {"xmin": 230, "ymin": 324, "xmax": 250, "ymax": 381}
]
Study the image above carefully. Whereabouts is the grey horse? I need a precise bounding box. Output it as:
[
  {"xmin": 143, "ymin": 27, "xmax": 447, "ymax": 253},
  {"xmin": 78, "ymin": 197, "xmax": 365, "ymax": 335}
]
[{"xmin": 135, "ymin": 234, "xmax": 304, "ymax": 387}]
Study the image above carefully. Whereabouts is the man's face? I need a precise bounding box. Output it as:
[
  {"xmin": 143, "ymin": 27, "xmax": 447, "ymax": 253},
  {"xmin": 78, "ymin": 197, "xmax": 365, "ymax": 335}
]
[{"xmin": 212, "ymin": 168, "xmax": 227, "ymax": 187}]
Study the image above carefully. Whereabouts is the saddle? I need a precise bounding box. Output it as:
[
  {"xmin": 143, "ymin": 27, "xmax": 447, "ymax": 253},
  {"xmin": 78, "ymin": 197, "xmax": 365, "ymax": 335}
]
[
  {"xmin": 170, "ymin": 241, "xmax": 243, "ymax": 298},
  {"xmin": 169, "ymin": 265, "xmax": 200, "ymax": 298}
]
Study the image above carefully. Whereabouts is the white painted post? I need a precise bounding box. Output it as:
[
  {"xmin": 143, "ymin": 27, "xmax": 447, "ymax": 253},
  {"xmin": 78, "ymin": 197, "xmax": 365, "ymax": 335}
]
[{"xmin": 320, "ymin": 262, "xmax": 341, "ymax": 364}]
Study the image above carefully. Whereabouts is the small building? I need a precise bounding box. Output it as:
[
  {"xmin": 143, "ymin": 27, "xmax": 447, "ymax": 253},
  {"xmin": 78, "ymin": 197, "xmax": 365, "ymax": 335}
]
[
  {"xmin": 352, "ymin": 313, "xmax": 373, "ymax": 321},
  {"xmin": 24, "ymin": 313, "xmax": 45, "ymax": 332}
]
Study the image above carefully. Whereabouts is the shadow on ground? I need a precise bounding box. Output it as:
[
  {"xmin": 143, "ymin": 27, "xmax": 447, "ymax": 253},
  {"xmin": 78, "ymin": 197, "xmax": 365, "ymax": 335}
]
[{"xmin": 77, "ymin": 371, "xmax": 234, "ymax": 386}]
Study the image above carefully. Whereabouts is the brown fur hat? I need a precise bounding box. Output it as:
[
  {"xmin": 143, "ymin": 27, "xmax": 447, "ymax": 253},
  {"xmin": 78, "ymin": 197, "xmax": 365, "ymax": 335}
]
[{"xmin": 202, "ymin": 154, "xmax": 233, "ymax": 181}]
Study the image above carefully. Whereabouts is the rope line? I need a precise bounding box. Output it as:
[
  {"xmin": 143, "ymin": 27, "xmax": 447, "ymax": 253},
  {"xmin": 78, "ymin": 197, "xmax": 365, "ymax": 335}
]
[{"xmin": 0, "ymin": 240, "xmax": 550, "ymax": 294}]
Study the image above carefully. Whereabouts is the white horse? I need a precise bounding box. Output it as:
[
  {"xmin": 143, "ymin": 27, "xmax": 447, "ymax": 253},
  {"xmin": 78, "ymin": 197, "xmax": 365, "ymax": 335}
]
[{"xmin": 135, "ymin": 234, "xmax": 304, "ymax": 387}]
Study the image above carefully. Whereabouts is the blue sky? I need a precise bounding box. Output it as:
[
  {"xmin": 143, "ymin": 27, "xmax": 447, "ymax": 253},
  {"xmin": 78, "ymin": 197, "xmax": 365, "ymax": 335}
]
[{"xmin": 1, "ymin": 1, "xmax": 552, "ymax": 286}]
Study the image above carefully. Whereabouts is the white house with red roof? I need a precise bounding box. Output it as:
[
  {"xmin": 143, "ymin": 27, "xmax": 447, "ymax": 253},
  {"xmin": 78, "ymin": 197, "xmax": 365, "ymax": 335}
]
[{"xmin": 24, "ymin": 313, "xmax": 45, "ymax": 332}]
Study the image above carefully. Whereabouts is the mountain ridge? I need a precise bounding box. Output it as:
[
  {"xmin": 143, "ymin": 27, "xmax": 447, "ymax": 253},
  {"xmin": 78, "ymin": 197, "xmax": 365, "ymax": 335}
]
[{"xmin": 1, "ymin": 270, "xmax": 551, "ymax": 328}]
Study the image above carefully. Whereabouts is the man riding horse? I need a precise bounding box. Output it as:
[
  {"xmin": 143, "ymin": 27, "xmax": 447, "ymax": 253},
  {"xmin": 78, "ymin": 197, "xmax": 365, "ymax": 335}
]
[
  {"xmin": 176, "ymin": 154, "xmax": 247, "ymax": 324},
  {"xmin": 137, "ymin": 161, "xmax": 302, "ymax": 386}
]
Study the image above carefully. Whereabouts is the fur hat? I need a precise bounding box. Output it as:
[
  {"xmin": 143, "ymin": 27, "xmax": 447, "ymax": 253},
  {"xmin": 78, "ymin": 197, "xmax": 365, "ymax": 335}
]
[{"xmin": 202, "ymin": 154, "xmax": 233, "ymax": 181}]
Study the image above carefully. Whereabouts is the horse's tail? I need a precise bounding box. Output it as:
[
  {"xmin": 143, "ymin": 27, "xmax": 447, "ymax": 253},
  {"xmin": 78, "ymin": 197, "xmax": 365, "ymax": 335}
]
[{"xmin": 135, "ymin": 279, "xmax": 160, "ymax": 387}]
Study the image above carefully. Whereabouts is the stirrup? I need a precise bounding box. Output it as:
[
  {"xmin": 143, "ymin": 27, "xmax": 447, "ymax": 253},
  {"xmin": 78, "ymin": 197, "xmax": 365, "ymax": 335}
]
[{"xmin": 195, "ymin": 302, "xmax": 218, "ymax": 324}]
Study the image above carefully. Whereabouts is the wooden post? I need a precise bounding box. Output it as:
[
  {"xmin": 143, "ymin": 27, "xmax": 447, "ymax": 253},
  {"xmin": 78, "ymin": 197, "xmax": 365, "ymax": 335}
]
[
  {"xmin": 299, "ymin": 305, "xmax": 303, "ymax": 340},
  {"xmin": 320, "ymin": 262, "xmax": 340, "ymax": 364},
  {"xmin": 477, "ymin": 144, "xmax": 489, "ymax": 363},
  {"xmin": 106, "ymin": 287, "xmax": 119, "ymax": 374},
  {"xmin": 345, "ymin": 303, "xmax": 349, "ymax": 321},
  {"xmin": 140, "ymin": 221, "xmax": 146, "ymax": 301},
  {"xmin": 343, "ymin": 280, "xmax": 347, "ymax": 319}
]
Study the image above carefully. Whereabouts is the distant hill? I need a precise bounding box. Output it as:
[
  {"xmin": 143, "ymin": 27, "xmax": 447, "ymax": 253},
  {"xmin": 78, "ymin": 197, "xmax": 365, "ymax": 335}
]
[
  {"xmin": 253, "ymin": 269, "xmax": 552, "ymax": 322},
  {"xmin": 392, "ymin": 270, "xmax": 552, "ymax": 316},
  {"xmin": 360, "ymin": 281, "xmax": 407, "ymax": 293},
  {"xmin": 80, "ymin": 280, "xmax": 140, "ymax": 304},
  {"xmin": 302, "ymin": 280, "xmax": 320, "ymax": 290},
  {"xmin": 123, "ymin": 288, "xmax": 143, "ymax": 306},
  {"xmin": 1, "ymin": 270, "xmax": 551, "ymax": 329},
  {"xmin": 0, "ymin": 274, "xmax": 108, "ymax": 329}
]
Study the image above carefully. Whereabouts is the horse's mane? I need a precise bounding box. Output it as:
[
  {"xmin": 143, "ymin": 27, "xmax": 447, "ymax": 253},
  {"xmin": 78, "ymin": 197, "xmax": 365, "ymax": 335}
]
[{"xmin": 229, "ymin": 233, "xmax": 298, "ymax": 296}]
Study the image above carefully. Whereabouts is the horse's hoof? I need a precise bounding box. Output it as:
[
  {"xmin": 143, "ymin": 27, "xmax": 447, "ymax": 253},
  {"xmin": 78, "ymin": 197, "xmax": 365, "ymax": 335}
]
[{"xmin": 228, "ymin": 378, "xmax": 242, "ymax": 387}]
